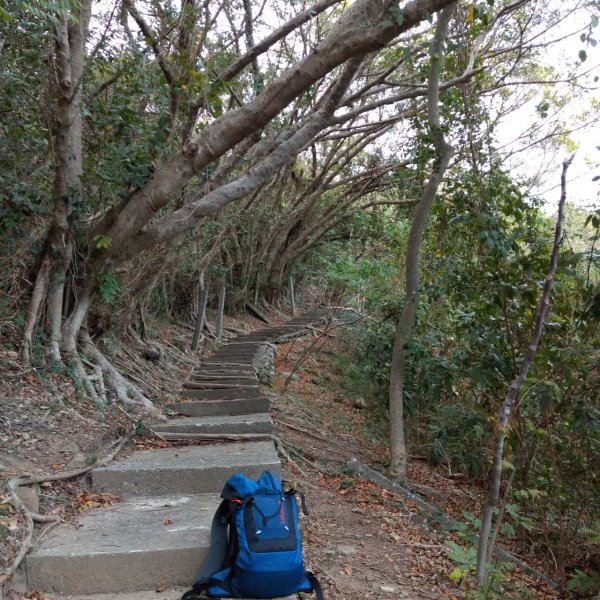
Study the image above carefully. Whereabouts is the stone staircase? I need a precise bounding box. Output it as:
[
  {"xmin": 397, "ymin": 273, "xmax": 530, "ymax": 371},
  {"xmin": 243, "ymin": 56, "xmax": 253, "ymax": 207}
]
[{"xmin": 26, "ymin": 309, "xmax": 333, "ymax": 598}]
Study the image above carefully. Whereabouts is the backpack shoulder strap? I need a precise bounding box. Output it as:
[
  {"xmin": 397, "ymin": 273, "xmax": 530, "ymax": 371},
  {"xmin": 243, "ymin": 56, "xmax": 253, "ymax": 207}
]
[
  {"xmin": 307, "ymin": 571, "xmax": 326, "ymax": 600},
  {"xmin": 195, "ymin": 499, "xmax": 230, "ymax": 584}
]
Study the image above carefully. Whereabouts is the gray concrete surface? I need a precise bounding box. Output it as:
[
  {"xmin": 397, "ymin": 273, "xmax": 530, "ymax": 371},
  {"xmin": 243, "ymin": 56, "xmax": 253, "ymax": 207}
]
[
  {"xmin": 92, "ymin": 441, "xmax": 280, "ymax": 496},
  {"xmin": 183, "ymin": 378, "xmax": 258, "ymax": 388},
  {"xmin": 189, "ymin": 372, "xmax": 257, "ymax": 380},
  {"xmin": 154, "ymin": 413, "xmax": 273, "ymax": 435},
  {"xmin": 179, "ymin": 386, "xmax": 262, "ymax": 400},
  {"xmin": 49, "ymin": 590, "xmax": 296, "ymax": 600},
  {"xmin": 25, "ymin": 311, "xmax": 333, "ymax": 598},
  {"xmin": 168, "ymin": 396, "xmax": 269, "ymax": 416},
  {"xmin": 28, "ymin": 494, "xmax": 216, "ymax": 594}
]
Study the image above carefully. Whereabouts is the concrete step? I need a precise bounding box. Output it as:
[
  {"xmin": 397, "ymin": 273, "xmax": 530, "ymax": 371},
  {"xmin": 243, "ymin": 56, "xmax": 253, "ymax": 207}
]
[
  {"xmin": 27, "ymin": 493, "xmax": 217, "ymax": 595},
  {"xmin": 48, "ymin": 592, "xmax": 296, "ymax": 600},
  {"xmin": 210, "ymin": 350, "xmax": 259, "ymax": 356},
  {"xmin": 187, "ymin": 375, "xmax": 258, "ymax": 383},
  {"xmin": 192, "ymin": 365, "xmax": 257, "ymax": 373},
  {"xmin": 206, "ymin": 356, "xmax": 259, "ymax": 363},
  {"xmin": 168, "ymin": 396, "xmax": 269, "ymax": 417},
  {"xmin": 192, "ymin": 367, "xmax": 257, "ymax": 375},
  {"xmin": 199, "ymin": 358, "xmax": 257, "ymax": 365},
  {"xmin": 180, "ymin": 386, "xmax": 262, "ymax": 400},
  {"xmin": 183, "ymin": 380, "xmax": 258, "ymax": 389},
  {"xmin": 223, "ymin": 341, "xmax": 272, "ymax": 346},
  {"xmin": 257, "ymin": 328, "xmax": 305, "ymax": 337},
  {"xmin": 154, "ymin": 413, "xmax": 272, "ymax": 435},
  {"xmin": 92, "ymin": 441, "xmax": 280, "ymax": 497}
]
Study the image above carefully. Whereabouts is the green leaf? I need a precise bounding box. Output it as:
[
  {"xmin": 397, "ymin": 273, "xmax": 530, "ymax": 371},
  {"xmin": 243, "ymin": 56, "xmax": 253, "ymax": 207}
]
[
  {"xmin": 95, "ymin": 270, "xmax": 120, "ymax": 304},
  {"xmin": 579, "ymin": 49, "xmax": 588, "ymax": 62},
  {"xmin": 93, "ymin": 234, "xmax": 112, "ymax": 250},
  {"xmin": 448, "ymin": 567, "xmax": 467, "ymax": 582},
  {"xmin": 0, "ymin": 6, "xmax": 13, "ymax": 21}
]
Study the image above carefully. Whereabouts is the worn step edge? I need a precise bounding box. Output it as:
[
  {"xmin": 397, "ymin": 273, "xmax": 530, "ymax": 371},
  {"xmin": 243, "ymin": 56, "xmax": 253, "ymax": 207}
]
[
  {"xmin": 179, "ymin": 386, "xmax": 262, "ymax": 400},
  {"xmin": 46, "ymin": 591, "xmax": 297, "ymax": 600},
  {"xmin": 91, "ymin": 441, "xmax": 281, "ymax": 497},
  {"xmin": 186, "ymin": 375, "xmax": 258, "ymax": 382},
  {"xmin": 154, "ymin": 413, "xmax": 272, "ymax": 435},
  {"xmin": 168, "ymin": 397, "xmax": 269, "ymax": 416},
  {"xmin": 27, "ymin": 494, "xmax": 217, "ymax": 595},
  {"xmin": 182, "ymin": 381, "xmax": 258, "ymax": 390}
]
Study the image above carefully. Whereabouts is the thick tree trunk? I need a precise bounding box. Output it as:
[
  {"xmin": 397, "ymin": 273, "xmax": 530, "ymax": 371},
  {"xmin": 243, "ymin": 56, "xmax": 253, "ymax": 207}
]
[
  {"xmin": 109, "ymin": 56, "xmax": 366, "ymax": 264},
  {"xmin": 47, "ymin": 239, "xmax": 73, "ymax": 363},
  {"xmin": 61, "ymin": 286, "xmax": 92, "ymax": 355},
  {"xmin": 22, "ymin": 1, "xmax": 92, "ymax": 365},
  {"xmin": 388, "ymin": 4, "xmax": 456, "ymax": 482},
  {"xmin": 21, "ymin": 254, "xmax": 51, "ymax": 364}
]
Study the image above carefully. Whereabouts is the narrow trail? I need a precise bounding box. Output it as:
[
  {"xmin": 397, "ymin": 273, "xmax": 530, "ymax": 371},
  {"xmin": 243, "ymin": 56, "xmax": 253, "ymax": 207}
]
[{"xmin": 25, "ymin": 309, "xmax": 334, "ymax": 599}]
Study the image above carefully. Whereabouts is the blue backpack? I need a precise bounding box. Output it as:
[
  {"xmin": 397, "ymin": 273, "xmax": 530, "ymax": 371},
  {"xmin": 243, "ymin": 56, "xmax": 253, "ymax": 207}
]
[{"xmin": 182, "ymin": 471, "xmax": 324, "ymax": 599}]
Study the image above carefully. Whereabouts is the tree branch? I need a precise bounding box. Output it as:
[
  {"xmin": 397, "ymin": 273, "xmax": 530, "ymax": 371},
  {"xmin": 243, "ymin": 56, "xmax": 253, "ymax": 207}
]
[{"xmin": 475, "ymin": 154, "xmax": 576, "ymax": 584}]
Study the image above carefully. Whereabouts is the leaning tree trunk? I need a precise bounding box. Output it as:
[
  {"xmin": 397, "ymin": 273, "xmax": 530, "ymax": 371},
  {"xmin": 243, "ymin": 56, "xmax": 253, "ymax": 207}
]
[
  {"xmin": 475, "ymin": 155, "xmax": 575, "ymax": 584},
  {"xmin": 388, "ymin": 4, "xmax": 456, "ymax": 482}
]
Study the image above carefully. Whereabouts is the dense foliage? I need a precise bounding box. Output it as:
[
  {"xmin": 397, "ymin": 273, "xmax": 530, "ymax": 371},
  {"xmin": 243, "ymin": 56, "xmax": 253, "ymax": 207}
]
[{"xmin": 324, "ymin": 169, "xmax": 600, "ymax": 586}]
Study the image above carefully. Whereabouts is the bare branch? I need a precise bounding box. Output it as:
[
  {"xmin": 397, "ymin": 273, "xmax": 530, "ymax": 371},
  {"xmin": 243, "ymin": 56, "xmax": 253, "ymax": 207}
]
[{"xmin": 475, "ymin": 154, "xmax": 576, "ymax": 584}]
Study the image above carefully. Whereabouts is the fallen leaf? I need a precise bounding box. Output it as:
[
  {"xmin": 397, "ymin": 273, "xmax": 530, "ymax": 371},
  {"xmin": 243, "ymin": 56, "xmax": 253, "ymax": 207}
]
[
  {"xmin": 75, "ymin": 492, "xmax": 119, "ymax": 512},
  {"xmin": 344, "ymin": 565, "xmax": 353, "ymax": 576}
]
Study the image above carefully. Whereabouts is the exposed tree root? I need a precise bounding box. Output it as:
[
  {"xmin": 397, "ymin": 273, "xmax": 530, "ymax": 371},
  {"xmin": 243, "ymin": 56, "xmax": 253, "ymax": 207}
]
[
  {"xmin": 274, "ymin": 436, "xmax": 307, "ymax": 475},
  {"xmin": 2, "ymin": 435, "xmax": 132, "ymax": 589},
  {"xmin": 81, "ymin": 333, "xmax": 164, "ymax": 421},
  {"xmin": 68, "ymin": 351, "xmax": 102, "ymax": 405},
  {"xmin": 279, "ymin": 440, "xmax": 336, "ymax": 476},
  {"xmin": 82, "ymin": 357, "xmax": 108, "ymax": 404}
]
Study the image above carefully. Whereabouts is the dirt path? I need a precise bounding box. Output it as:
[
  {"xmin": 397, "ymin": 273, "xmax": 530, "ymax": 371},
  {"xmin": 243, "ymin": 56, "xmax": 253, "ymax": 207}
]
[{"xmin": 270, "ymin": 334, "xmax": 560, "ymax": 600}]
